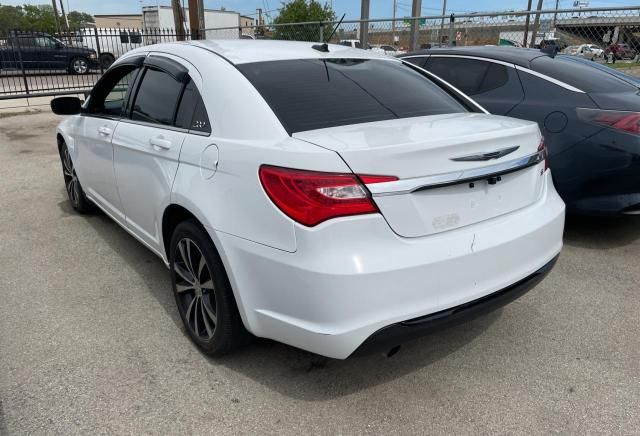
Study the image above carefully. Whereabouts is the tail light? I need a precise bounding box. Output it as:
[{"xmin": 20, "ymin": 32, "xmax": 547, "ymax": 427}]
[
  {"xmin": 259, "ymin": 165, "xmax": 397, "ymax": 227},
  {"xmin": 577, "ymin": 108, "xmax": 640, "ymax": 135},
  {"xmin": 538, "ymin": 137, "xmax": 549, "ymax": 171}
]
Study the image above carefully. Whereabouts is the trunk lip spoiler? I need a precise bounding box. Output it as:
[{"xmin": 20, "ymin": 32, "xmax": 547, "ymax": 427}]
[{"xmin": 367, "ymin": 150, "xmax": 544, "ymax": 197}]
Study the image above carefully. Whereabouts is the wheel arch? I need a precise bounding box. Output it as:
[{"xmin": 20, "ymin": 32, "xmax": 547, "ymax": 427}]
[{"xmin": 161, "ymin": 202, "xmax": 252, "ymax": 331}]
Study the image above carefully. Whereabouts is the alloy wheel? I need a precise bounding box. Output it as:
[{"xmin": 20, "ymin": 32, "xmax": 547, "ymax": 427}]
[
  {"xmin": 61, "ymin": 145, "xmax": 80, "ymax": 205},
  {"xmin": 73, "ymin": 58, "xmax": 88, "ymax": 74},
  {"xmin": 174, "ymin": 238, "xmax": 218, "ymax": 340}
]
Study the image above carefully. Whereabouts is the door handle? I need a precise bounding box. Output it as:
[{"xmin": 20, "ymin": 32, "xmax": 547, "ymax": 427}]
[
  {"xmin": 97, "ymin": 126, "xmax": 112, "ymax": 136},
  {"xmin": 149, "ymin": 136, "xmax": 172, "ymax": 150}
]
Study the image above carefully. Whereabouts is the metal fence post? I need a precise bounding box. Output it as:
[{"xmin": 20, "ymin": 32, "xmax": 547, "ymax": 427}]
[
  {"xmin": 94, "ymin": 30, "xmax": 104, "ymax": 74},
  {"xmin": 319, "ymin": 22, "xmax": 324, "ymax": 43},
  {"xmin": 360, "ymin": 0, "xmax": 370, "ymax": 48},
  {"xmin": 448, "ymin": 14, "xmax": 455, "ymax": 46},
  {"xmin": 13, "ymin": 31, "xmax": 30, "ymax": 97}
]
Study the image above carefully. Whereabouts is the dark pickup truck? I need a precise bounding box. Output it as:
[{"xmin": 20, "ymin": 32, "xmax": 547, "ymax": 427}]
[{"xmin": 0, "ymin": 32, "xmax": 99, "ymax": 75}]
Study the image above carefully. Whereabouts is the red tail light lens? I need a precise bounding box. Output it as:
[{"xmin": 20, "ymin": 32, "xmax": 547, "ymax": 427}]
[
  {"xmin": 577, "ymin": 108, "xmax": 640, "ymax": 135},
  {"xmin": 259, "ymin": 165, "xmax": 397, "ymax": 227},
  {"xmin": 538, "ymin": 138, "xmax": 549, "ymax": 171}
]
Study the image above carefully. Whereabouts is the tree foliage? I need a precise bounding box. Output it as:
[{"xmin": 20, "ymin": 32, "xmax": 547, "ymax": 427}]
[
  {"xmin": 0, "ymin": 4, "xmax": 94, "ymax": 35},
  {"xmin": 273, "ymin": 0, "xmax": 336, "ymax": 41}
]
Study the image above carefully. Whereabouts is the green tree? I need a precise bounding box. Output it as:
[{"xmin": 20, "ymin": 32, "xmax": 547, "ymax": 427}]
[
  {"xmin": 67, "ymin": 11, "xmax": 94, "ymax": 29},
  {"xmin": 21, "ymin": 5, "xmax": 57, "ymax": 31},
  {"xmin": 0, "ymin": 6, "xmax": 27, "ymax": 35},
  {"xmin": 273, "ymin": 0, "xmax": 336, "ymax": 41}
]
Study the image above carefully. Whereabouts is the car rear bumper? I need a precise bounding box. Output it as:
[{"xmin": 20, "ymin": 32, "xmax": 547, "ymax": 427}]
[
  {"xmin": 352, "ymin": 254, "xmax": 558, "ymax": 356},
  {"xmin": 213, "ymin": 171, "xmax": 565, "ymax": 359}
]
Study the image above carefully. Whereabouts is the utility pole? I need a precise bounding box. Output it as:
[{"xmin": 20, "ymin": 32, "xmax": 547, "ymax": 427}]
[
  {"xmin": 391, "ymin": 0, "xmax": 396, "ymax": 46},
  {"xmin": 172, "ymin": 0, "xmax": 186, "ymax": 41},
  {"xmin": 523, "ymin": 0, "xmax": 533, "ymax": 48},
  {"xmin": 188, "ymin": 0, "xmax": 201, "ymax": 39},
  {"xmin": 439, "ymin": 0, "xmax": 447, "ymax": 43},
  {"xmin": 409, "ymin": 0, "xmax": 422, "ymax": 51},
  {"xmin": 360, "ymin": 0, "xmax": 370, "ymax": 49},
  {"xmin": 552, "ymin": 0, "xmax": 560, "ymax": 28},
  {"xmin": 198, "ymin": 0, "xmax": 205, "ymax": 36},
  {"xmin": 530, "ymin": 0, "xmax": 544, "ymax": 47},
  {"xmin": 58, "ymin": 0, "xmax": 69, "ymax": 33},
  {"xmin": 51, "ymin": 0, "xmax": 61, "ymax": 35}
]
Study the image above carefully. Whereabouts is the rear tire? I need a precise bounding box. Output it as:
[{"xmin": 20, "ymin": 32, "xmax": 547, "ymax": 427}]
[
  {"xmin": 170, "ymin": 220, "xmax": 249, "ymax": 356},
  {"xmin": 99, "ymin": 53, "xmax": 115, "ymax": 69},
  {"xmin": 58, "ymin": 141, "xmax": 94, "ymax": 213}
]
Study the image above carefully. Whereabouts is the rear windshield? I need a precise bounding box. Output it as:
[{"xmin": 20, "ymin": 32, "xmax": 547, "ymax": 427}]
[
  {"xmin": 531, "ymin": 55, "xmax": 638, "ymax": 93},
  {"xmin": 238, "ymin": 58, "xmax": 467, "ymax": 134}
]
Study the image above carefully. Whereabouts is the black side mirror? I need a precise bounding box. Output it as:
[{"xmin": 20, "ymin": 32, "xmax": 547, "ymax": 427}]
[
  {"xmin": 55, "ymin": 41, "xmax": 63, "ymax": 49},
  {"xmin": 51, "ymin": 96, "xmax": 82, "ymax": 115}
]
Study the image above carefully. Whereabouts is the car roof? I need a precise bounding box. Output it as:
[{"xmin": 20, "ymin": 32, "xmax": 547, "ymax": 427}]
[
  {"xmin": 401, "ymin": 46, "xmax": 550, "ymax": 68},
  {"xmin": 187, "ymin": 40, "xmax": 388, "ymax": 64}
]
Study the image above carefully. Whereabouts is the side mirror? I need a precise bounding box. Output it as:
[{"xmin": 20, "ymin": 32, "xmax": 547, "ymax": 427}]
[
  {"xmin": 51, "ymin": 96, "xmax": 82, "ymax": 115},
  {"xmin": 55, "ymin": 41, "xmax": 63, "ymax": 49}
]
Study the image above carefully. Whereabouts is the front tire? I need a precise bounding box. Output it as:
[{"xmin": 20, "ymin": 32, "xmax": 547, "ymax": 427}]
[
  {"xmin": 59, "ymin": 141, "xmax": 94, "ymax": 213},
  {"xmin": 99, "ymin": 53, "xmax": 115, "ymax": 69},
  {"xmin": 69, "ymin": 57, "xmax": 89, "ymax": 75},
  {"xmin": 170, "ymin": 220, "xmax": 248, "ymax": 356}
]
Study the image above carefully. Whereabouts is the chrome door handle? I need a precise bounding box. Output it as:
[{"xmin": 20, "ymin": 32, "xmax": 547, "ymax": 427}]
[
  {"xmin": 149, "ymin": 136, "xmax": 172, "ymax": 150},
  {"xmin": 98, "ymin": 126, "xmax": 112, "ymax": 136}
]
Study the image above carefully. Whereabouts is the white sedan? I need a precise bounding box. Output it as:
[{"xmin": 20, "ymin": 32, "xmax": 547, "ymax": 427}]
[{"xmin": 51, "ymin": 40, "xmax": 565, "ymax": 359}]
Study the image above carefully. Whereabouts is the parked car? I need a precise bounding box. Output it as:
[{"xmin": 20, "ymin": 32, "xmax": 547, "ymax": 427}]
[
  {"xmin": 0, "ymin": 31, "xmax": 98, "ymax": 74},
  {"xmin": 605, "ymin": 43, "xmax": 637, "ymax": 60},
  {"xmin": 371, "ymin": 44, "xmax": 406, "ymax": 55},
  {"xmin": 51, "ymin": 41, "xmax": 564, "ymax": 359},
  {"xmin": 400, "ymin": 46, "xmax": 640, "ymax": 214},
  {"xmin": 73, "ymin": 27, "xmax": 143, "ymax": 69}
]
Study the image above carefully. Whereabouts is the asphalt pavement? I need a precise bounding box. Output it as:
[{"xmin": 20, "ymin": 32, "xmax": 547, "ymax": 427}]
[{"xmin": 1, "ymin": 111, "xmax": 639, "ymax": 435}]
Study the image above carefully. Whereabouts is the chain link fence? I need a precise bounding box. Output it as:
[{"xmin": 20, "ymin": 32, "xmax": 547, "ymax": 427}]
[
  {"xmin": 209, "ymin": 6, "xmax": 640, "ymax": 59},
  {"xmin": 1, "ymin": 6, "xmax": 639, "ymax": 100}
]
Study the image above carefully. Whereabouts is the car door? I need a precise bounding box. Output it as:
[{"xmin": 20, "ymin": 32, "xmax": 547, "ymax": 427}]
[
  {"xmin": 423, "ymin": 56, "xmax": 525, "ymax": 115},
  {"xmin": 74, "ymin": 63, "xmax": 142, "ymax": 223},
  {"xmin": 111, "ymin": 57, "xmax": 189, "ymax": 252}
]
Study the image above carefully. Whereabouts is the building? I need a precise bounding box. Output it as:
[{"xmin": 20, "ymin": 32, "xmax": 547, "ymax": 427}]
[
  {"xmin": 142, "ymin": 6, "xmax": 240, "ymax": 39},
  {"xmin": 240, "ymin": 15, "xmax": 254, "ymax": 37},
  {"xmin": 94, "ymin": 14, "xmax": 143, "ymax": 28}
]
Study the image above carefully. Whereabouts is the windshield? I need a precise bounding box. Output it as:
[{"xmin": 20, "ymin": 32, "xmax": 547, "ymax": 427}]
[{"xmin": 238, "ymin": 58, "xmax": 466, "ymax": 134}]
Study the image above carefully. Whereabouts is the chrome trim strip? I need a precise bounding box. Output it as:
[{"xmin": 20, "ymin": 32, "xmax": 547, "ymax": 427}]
[
  {"xmin": 367, "ymin": 151, "xmax": 544, "ymax": 197},
  {"xmin": 408, "ymin": 54, "xmax": 585, "ymax": 94}
]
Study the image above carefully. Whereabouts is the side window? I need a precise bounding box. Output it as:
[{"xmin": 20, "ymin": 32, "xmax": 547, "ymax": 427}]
[
  {"xmin": 131, "ymin": 68, "xmax": 184, "ymax": 126},
  {"xmin": 119, "ymin": 31, "xmax": 129, "ymax": 44},
  {"xmin": 402, "ymin": 56, "xmax": 427, "ymax": 68},
  {"xmin": 86, "ymin": 67, "xmax": 140, "ymax": 117},
  {"xmin": 175, "ymin": 80, "xmax": 211, "ymax": 134},
  {"xmin": 426, "ymin": 58, "xmax": 489, "ymax": 95}
]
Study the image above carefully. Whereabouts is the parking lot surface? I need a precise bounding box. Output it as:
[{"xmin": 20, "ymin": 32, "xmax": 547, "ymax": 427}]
[{"xmin": 1, "ymin": 111, "xmax": 639, "ymax": 435}]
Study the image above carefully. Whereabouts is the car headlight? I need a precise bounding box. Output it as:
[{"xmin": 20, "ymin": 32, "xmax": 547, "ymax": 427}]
[{"xmin": 88, "ymin": 53, "xmax": 97, "ymax": 59}]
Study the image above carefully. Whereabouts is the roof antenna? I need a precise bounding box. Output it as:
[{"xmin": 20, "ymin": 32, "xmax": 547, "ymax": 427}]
[{"xmin": 312, "ymin": 13, "xmax": 345, "ymax": 53}]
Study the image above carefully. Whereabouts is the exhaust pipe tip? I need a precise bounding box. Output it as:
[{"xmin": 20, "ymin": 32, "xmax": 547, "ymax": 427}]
[{"xmin": 386, "ymin": 345, "xmax": 401, "ymax": 358}]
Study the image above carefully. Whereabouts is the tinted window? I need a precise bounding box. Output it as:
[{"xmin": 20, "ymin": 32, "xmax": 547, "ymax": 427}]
[
  {"xmin": 120, "ymin": 31, "xmax": 129, "ymax": 44},
  {"xmin": 175, "ymin": 81, "xmax": 211, "ymax": 133},
  {"xmin": 131, "ymin": 68, "xmax": 183, "ymax": 126},
  {"xmin": 130, "ymin": 32, "xmax": 142, "ymax": 44},
  {"xmin": 426, "ymin": 57, "xmax": 508, "ymax": 95},
  {"xmin": 531, "ymin": 55, "xmax": 637, "ymax": 93},
  {"xmin": 238, "ymin": 58, "xmax": 466, "ymax": 133},
  {"xmin": 402, "ymin": 56, "xmax": 427, "ymax": 67},
  {"xmin": 87, "ymin": 66, "xmax": 140, "ymax": 117}
]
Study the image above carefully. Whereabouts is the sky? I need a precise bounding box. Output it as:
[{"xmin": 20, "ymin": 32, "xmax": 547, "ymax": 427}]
[{"xmin": 0, "ymin": 0, "xmax": 638, "ymax": 20}]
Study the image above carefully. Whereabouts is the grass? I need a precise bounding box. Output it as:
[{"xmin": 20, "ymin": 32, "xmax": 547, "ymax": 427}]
[{"xmin": 604, "ymin": 62, "xmax": 640, "ymax": 70}]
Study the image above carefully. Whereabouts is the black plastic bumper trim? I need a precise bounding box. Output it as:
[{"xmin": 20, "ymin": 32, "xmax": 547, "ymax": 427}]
[{"xmin": 351, "ymin": 255, "xmax": 559, "ymax": 356}]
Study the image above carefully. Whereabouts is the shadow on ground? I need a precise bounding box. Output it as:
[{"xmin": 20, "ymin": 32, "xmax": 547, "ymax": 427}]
[
  {"xmin": 563, "ymin": 214, "xmax": 640, "ymax": 249},
  {"xmin": 67, "ymin": 198, "xmax": 499, "ymax": 401}
]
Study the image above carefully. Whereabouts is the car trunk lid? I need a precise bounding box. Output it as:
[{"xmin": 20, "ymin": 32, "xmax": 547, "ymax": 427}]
[{"xmin": 294, "ymin": 113, "xmax": 546, "ymax": 237}]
